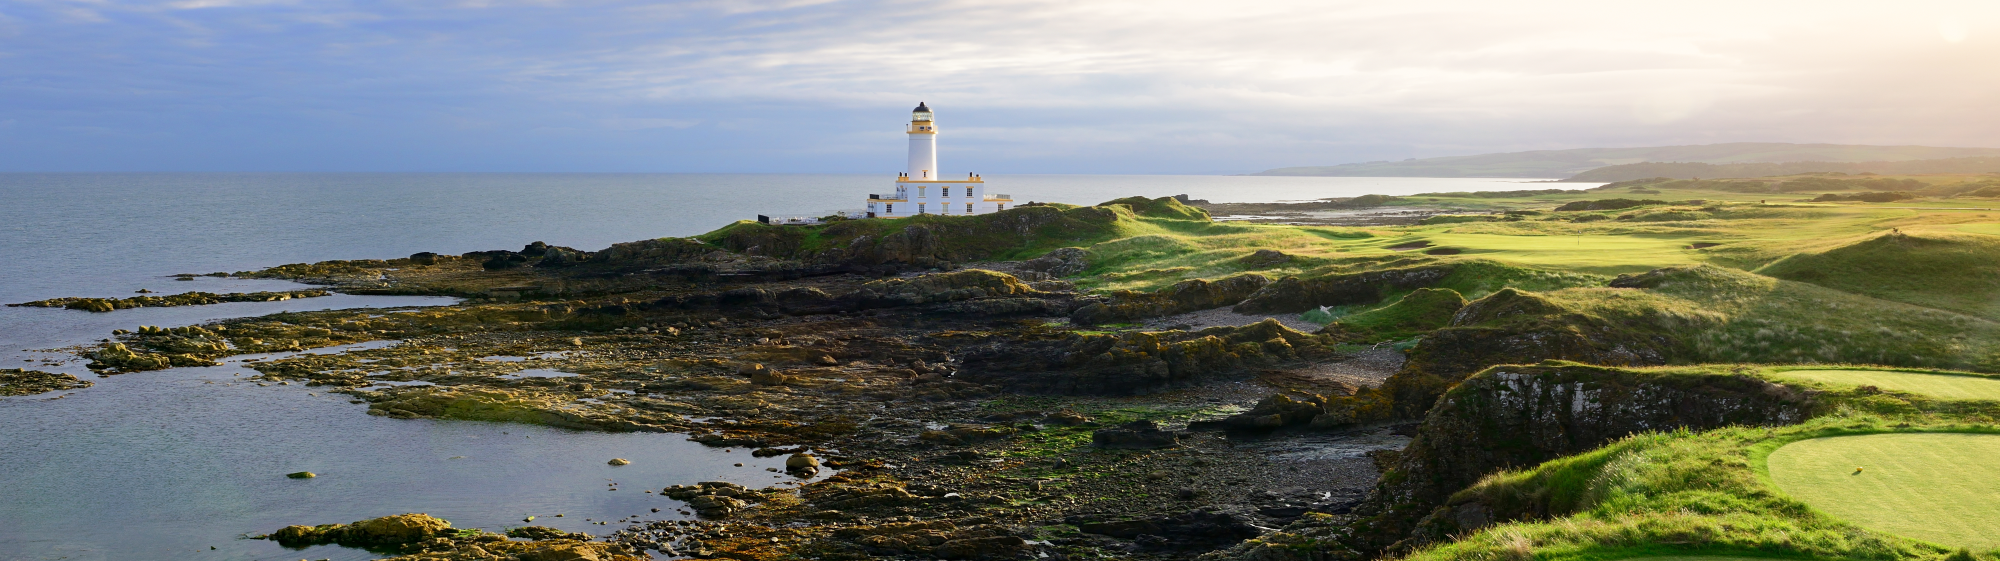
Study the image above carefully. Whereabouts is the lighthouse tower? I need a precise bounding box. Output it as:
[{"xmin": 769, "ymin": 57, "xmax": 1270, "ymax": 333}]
[{"xmin": 866, "ymin": 103, "xmax": 1011, "ymax": 218}]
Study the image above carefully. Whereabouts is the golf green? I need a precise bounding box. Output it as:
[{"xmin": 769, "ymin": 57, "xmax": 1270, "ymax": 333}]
[
  {"xmin": 1767, "ymin": 433, "xmax": 2000, "ymax": 549},
  {"xmin": 1770, "ymin": 369, "xmax": 2000, "ymax": 400}
]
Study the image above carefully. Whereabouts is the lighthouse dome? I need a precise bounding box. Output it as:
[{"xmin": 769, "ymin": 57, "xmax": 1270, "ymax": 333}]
[{"xmin": 912, "ymin": 102, "xmax": 930, "ymax": 112}]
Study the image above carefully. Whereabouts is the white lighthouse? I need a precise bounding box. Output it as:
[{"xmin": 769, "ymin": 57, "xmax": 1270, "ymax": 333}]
[{"xmin": 866, "ymin": 102, "xmax": 1011, "ymax": 218}]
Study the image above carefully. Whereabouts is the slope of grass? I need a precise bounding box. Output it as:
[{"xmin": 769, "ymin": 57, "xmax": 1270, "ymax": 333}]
[
  {"xmin": 1391, "ymin": 364, "xmax": 2000, "ymax": 561},
  {"xmin": 1769, "ymin": 369, "xmax": 2000, "ymax": 401},
  {"xmin": 1755, "ymin": 233, "xmax": 2000, "ymax": 321},
  {"xmin": 1767, "ymin": 433, "xmax": 2000, "ymax": 550},
  {"xmin": 1484, "ymin": 266, "xmax": 2000, "ymax": 372},
  {"xmin": 1325, "ymin": 288, "xmax": 1466, "ymax": 342}
]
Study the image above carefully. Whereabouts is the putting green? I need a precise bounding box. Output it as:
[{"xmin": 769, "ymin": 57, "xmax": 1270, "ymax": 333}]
[
  {"xmin": 1770, "ymin": 369, "xmax": 2000, "ymax": 400},
  {"xmin": 1767, "ymin": 433, "xmax": 2000, "ymax": 549}
]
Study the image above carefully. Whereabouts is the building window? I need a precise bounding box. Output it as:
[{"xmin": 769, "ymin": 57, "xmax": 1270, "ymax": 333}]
[
  {"xmin": 942, "ymin": 187, "xmax": 951, "ymax": 197},
  {"xmin": 997, "ymin": 204, "xmax": 1006, "ymax": 211},
  {"xmin": 919, "ymin": 203, "xmax": 926, "ymax": 214},
  {"xmin": 918, "ymin": 187, "xmax": 926, "ymax": 197},
  {"xmin": 885, "ymin": 203, "xmax": 893, "ymax": 214},
  {"xmin": 965, "ymin": 203, "xmax": 973, "ymax": 213}
]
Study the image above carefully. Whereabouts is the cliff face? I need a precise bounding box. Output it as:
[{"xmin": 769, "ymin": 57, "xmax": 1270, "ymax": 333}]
[
  {"xmin": 1208, "ymin": 364, "xmax": 1816, "ymax": 561},
  {"xmin": 1359, "ymin": 364, "xmax": 1813, "ymax": 555}
]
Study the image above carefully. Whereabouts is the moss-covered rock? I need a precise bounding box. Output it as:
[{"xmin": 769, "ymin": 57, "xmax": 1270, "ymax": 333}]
[
  {"xmin": 268, "ymin": 513, "xmax": 452, "ymax": 548},
  {"xmin": 0, "ymin": 369, "xmax": 92, "ymax": 396}
]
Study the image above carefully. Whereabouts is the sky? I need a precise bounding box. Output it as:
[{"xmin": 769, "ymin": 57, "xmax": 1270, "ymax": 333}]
[{"xmin": 1, "ymin": 0, "xmax": 1996, "ymax": 174}]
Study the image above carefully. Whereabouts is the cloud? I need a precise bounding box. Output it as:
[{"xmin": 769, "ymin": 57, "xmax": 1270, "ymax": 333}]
[
  {"xmin": 597, "ymin": 117, "xmax": 700, "ymax": 130},
  {"xmin": 0, "ymin": 0, "xmax": 1997, "ymax": 172}
]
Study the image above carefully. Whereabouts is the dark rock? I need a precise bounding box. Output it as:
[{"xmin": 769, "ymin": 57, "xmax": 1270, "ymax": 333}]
[
  {"xmin": 0, "ymin": 369, "xmax": 93, "ymax": 396},
  {"xmin": 935, "ymin": 535, "xmax": 1027, "ymax": 559},
  {"xmin": 1020, "ymin": 247, "xmax": 1090, "ymax": 277},
  {"xmin": 1091, "ymin": 420, "xmax": 1179, "ymax": 449},
  {"xmin": 1078, "ymin": 519, "xmax": 1162, "ymax": 539},
  {"xmin": 960, "ymin": 319, "xmax": 1333, "ymax": 395}
]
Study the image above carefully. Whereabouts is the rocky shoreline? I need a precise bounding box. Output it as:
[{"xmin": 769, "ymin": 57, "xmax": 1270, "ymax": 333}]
[{"xmin": 25, "ymin": 195, "xmax": 1950, "ymax": 560}]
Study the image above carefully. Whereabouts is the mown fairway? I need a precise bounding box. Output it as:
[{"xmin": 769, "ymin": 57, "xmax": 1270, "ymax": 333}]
[
  {"xmin": 1767, "ymin": 433, "xmax": 2000, "ymax": 549},
  {"xmin": 1772, "ymin": 369, "xmax": 2000, "ymax": 400}
]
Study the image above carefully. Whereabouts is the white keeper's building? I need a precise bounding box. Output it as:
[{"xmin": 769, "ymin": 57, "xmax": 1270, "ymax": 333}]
[{"xmin": 866, "ymin": 102, "xmax": 1011, "ymax": 218}]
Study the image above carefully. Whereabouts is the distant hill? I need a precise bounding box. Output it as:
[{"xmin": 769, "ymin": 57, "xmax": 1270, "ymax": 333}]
[
  {"xmin": 1250, "ymin": 143, "xmax": 2000, "ymax": 178},
  {"xmin": 1563, "ymin": 157, "xmax": 2000, "ymax": 182}
]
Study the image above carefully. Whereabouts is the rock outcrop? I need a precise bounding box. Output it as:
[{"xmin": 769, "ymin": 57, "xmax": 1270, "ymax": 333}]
[
  {"xmin": 269, "ymin": 513, "xmax": 453, "ymax": 548},
  {"xmin": 1233, "ymin": 265, "xmax": 1454, "ymax": 314},
  {"xmin": 1091, "ymin": 420, "xmax": 1181, "ymax": 449},
  {"xmin": 10, "ymin": 290, "xmax": 331, "ymax": 312},
  {"xmin": 958, "ymin": 319, "xmax": 1336, "ymax": 395},
  {"xmin": 0, "ymin": 369, "xmax": 93, "ymax": 396},
  {"xmin": 1213, "ymin": 364, "xmax": 1816, "ymax": 561},
  {"xmin": 1071, "ymin": 274, "xmax": 1270, "ymax": 325}
]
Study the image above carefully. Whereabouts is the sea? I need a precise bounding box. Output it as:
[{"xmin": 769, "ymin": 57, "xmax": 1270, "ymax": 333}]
[{"xmin": 0, "ymin": 173, "xmax": 1569, "ymax": 560}]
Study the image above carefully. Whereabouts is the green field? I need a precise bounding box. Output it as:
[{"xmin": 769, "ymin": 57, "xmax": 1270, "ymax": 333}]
[
  {"xmin": 1772, "ymin": 369, "xmax": 2000, "ymax": 400},
  {"xmin": 1958, "ymin": 223, "xmax": 2000, "ymax": 236},
  {"xmin": 1767, "ymin": 433, "xmax": 2000, "ymax": 550}
]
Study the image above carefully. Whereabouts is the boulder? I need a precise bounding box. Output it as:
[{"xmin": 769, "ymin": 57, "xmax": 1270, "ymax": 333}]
[
  {"xmin": 786, "ymin": 453, "xmax": 821, "ymax": 472},
  {"xmin": 268, "ymin": 513, "xmax": 451, "ymax": 548}
]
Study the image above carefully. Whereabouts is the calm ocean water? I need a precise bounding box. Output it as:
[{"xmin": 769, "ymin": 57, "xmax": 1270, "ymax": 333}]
[{"xmin": 0, "ymin": 173, "xmax": 1566, "ymax": 560}]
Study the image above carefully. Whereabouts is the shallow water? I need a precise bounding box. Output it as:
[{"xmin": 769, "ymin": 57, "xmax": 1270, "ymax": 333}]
[
  {"xmin": 0, "ymin": 173, "xmax": 1567, "ymax": 560},
  {"xmin": 0, "ymin": 348, "xmax": 822, "ymax": 560}
]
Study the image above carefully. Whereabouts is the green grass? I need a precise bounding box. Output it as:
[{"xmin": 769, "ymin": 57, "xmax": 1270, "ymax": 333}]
[
  {"xmin": 1957, "ymin": 223, "xmax": 2000, "ymax": 236},
  {"xmin": 1327, "ymin": 287, "xmax": 1466, "ymax": 342},
  {"xmin": 1770, "ymin": 369, "xmax": 2000, "ymax": 401},
  {"xmin": 1767, "ymin": 433, "xmax": 2000, "ymax": 550},
  {"xmin": 1755, "ymin": 233, "xmax": 2000, "ymax": 321},
  {"xmin": 1380, "ymin": 364, "xmax": 2000, "ymax": 561}
]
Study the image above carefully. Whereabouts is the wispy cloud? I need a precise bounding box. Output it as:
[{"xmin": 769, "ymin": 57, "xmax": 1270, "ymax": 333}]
[{"xmin": 0, "ymin": 0, "xmax": 1995, "ymax": 172}]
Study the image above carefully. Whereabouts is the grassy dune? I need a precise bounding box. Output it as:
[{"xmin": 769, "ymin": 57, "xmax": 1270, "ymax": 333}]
[
  {"xmin": 1768, "ymin": 433, "xmax": 2000, "ymax": 550},
  {"xmin": 1771, "ymin": 369, "xmax": 2000, "ymax": 400}
]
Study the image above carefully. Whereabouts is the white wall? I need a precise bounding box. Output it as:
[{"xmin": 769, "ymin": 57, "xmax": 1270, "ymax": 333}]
[{"xmin": 906, "ymin": 133, "xmax": 937, "ymax": 179}]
